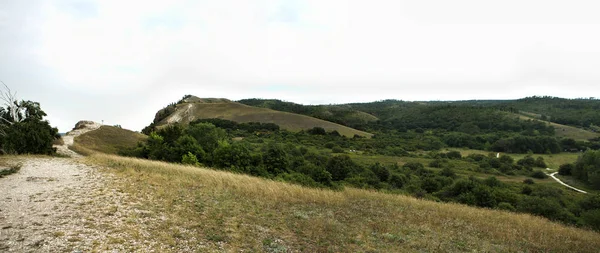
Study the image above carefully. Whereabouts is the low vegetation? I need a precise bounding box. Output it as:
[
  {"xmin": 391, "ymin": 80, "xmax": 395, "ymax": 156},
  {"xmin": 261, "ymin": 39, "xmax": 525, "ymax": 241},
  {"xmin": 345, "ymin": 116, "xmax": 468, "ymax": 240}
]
[
  {"xmin": 0, "ymin": 158, "xmax": 22, "ymax": 178},
  {"xmin": 85, "ymin": 153, "xmax": 600, "ymax": 252}
]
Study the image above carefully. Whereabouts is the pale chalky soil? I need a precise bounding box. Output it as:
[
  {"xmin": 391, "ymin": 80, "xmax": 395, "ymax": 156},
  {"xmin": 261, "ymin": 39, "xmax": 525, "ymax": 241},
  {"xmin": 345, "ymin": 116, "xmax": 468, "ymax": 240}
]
[{"xmin": 0, "ymin": 157, "xmax": 155, "ymax": 252}]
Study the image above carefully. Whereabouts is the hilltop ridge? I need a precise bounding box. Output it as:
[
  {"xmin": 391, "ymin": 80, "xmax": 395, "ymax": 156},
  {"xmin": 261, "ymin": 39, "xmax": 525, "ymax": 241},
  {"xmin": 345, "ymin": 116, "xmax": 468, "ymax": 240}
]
[{"xmin": 150, "ymin": 96, "xmax": 373, "ymax": 138}]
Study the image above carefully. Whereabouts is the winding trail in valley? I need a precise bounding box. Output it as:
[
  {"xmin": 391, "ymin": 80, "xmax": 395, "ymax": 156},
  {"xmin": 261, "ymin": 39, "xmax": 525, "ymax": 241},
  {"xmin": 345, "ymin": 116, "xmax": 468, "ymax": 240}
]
[{"xmin": 547, "ymin": 171, "xmax": 588, "ymax": 194}]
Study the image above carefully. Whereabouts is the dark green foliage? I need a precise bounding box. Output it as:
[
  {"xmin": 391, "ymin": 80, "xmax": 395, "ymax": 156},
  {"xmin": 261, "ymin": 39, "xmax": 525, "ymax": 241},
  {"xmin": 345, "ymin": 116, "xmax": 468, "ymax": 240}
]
[
  {"xmin": 523, "ymin": 179, "xmax": 535, "ymax": 185},
  {"xmin": 402, "ymin": 162, "xmax": 424, "ymax": 171},
  {"xmin": 517, "ymin": 197, "xmax": 572, "ymax": 223},
  {"xmin": 579, "ymin": 194, "xmax": 600, "ymax": 211},
  {"xmin": 572, "ymin": 150, "xmax": 600, "ymax": 189},
  {"xmin": 331, "ymin": 146, "xmax": 345, "ymax": 153},
  {"xmin": 581, "ymin": 210, "xmax": 600, "ymax": 231},
  {"xmin": 326, "ymin": 155, "xmax": 359, "ymax": 181},
  {"xmin": 483, "ymin": 177, "xmax": 503, "ymax": 188},
  {"xmin": 0, "ymin": 99, "xmax": 58, "ymax": 155},
  {"xmin": 295, "ymin": 163, "xmax": 333, "ymax": 186},
  {"xmin": 499, "ymin": 155, "xmax": 514, "ymax": 164},
  {"xmin": 535, "ymin": 157, "xmax": 547, "ymax": 168},
  {"xmin": 522, "ymin": 186, "xmax": 533, "ymax": 195},
  {"xmin": 307, "ymin": 127, "xmax": 326, "ymax": 135},
  {"xmin": 213, "ymin": 142, "xmax": 253, "ymax": 172},
  {"xmin": 531, "ymin": 170, "xmax": 548, "ymax": 179},
  {"xmin": 510, "ymin": 96, "xmax": 600, "ymax": 128},
  {"xmin": 446, "ymin": 151, "xmax": 462, "ymax": 159},
  {"xmin": 421, "ymin": 177, "xmax": 442, "ymax": 193},
  {"xmin": 558, "ymin": 163, "xmax": 573, "ymax": 175},
  {"xmin": 263, "ymin": 143, "xmax": 289, "ymax": 175},
  {"xmin": 369, "ymin": 163, "xmax": 390, "ymax": 182},
  {"xmin": 389, "ymin": 173, "xmax": 407, "ymax": 189},
  {"xmin": 440, "ymin": 167, "xmax": 456, "ymax": 178},
  {"xmin": 2, "ymin": 120, "xmax": 58, "ymax": 154},
  {"xmin": 429, "ymin": 159, "xmax": 445, "ymax": 168},
  {"xmin": 497, "ymin": 202, "xmax": 516, "ymax": 211},
  {"xmin": 492, "ymin": 136, "xmax": 561, "ymax": 154},
  {"xmin": 185, "ymin": 123, "xmax": 228, "ymax": 154},
  {"xmin": 517, "ymin": 156, "xmax": 536, "ymax": 168}
]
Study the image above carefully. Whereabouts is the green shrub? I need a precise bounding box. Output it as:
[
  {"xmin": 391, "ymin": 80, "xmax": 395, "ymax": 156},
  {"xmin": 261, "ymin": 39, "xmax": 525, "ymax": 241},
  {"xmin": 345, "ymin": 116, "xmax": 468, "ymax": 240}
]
[
  {"xmin": 331, "ymin": 146, "xmax": 345, "ymax": 153},
  {"xmin": 497, "ymin": 202, "xmax": 516, "ymax": 212},
  {"xmin": 531, "ymin": 170, "xmax": 548, "ymax": 179},
  {"xmin": 581, "ymin": 209, "xmax": 600, "ymax": 231},
  {"xmin": 446, "ymin": 151, "xmax": 462, "ymax": 159},
  {"xmin": 523, "ymin": 178, "xmax": 535, "ymax": 185},
  {"xmin": 558, "ymin": 163, "xmax": 573, "ymax": 176},
  {"xmin": 535, "ymin": 157, "xmax": 547, "ymax": 168},
  {"xmin": 181, "ymin": 152, "xmax": 200, "ymax": 166},
  {"xmin": 522, "ymin": 186, "xmax": 533, "ymax": 195}
]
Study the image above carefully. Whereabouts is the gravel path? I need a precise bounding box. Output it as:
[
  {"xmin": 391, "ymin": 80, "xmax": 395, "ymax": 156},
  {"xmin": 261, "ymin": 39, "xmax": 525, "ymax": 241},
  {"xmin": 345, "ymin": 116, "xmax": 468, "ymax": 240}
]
[
  {"xmin": 54, "ymin": 121, "xmax": 102, "ymax": 158},
  {"xmin": 0, "ymin": 121, "xmax": 159, "ymax": 252},
  {"xmin": 548, "ymin": 172, "xmax": 588, "ymax": 194},
  {"xmin": 0, "ymin": 157, "xmax": 162, "ymax": 252}
]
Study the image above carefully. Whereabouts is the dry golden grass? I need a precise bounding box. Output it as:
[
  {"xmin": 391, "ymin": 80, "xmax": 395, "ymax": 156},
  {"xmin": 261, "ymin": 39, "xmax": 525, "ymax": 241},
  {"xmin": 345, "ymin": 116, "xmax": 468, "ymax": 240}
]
[
  {"xmin": 73, "ymin": 126, "xmax": 147, "ymax": 154},
  {"xmin": 86, "ymin": 154, "xmax": 600, "ymax": 252},
  {"xmin": 158, "ymin": 101, "xmax": 373, "ymax": 138}
]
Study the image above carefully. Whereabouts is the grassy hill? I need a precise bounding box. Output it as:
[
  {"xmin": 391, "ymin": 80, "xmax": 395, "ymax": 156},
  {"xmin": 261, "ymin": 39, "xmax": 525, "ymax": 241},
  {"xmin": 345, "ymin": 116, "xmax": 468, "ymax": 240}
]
[
  {"xmin": 514, "ymin": 112, "xmax": 600, "ymax": 141},
  {"xmin": 156, "ymin": 98, "xmax": 373, "ymax": 138},
  {"xmin": 73, "ymin": 126, "xmax": 147, "ymax": 154},
  {"xmin": 86, "ymin": 153, "xmax": 600, "ymax": 252},
  {"xmin": 237, "ymin": 98, "xmax": 379, "ymax": 127}
]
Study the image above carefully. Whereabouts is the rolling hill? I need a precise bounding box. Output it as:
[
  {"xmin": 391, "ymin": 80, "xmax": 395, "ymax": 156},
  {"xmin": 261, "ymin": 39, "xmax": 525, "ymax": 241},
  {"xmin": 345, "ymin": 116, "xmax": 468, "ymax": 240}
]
[
  {"xmin": 73, "ymin": 125, "xmax": 147, "ymax": 154},
  {"xmin": 154, "ymin": 96, "xmax": 373, "ymax": 138},
  {"xmin": 514, "ymin": 112, "xmax": 600, "ymax": 141}
]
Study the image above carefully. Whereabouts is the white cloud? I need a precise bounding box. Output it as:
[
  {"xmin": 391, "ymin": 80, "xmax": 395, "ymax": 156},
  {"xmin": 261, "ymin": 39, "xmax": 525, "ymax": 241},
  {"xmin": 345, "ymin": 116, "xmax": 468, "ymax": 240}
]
[{"xmin": 1, "ymin": 0, "xmax": 600, "ymax": 132}]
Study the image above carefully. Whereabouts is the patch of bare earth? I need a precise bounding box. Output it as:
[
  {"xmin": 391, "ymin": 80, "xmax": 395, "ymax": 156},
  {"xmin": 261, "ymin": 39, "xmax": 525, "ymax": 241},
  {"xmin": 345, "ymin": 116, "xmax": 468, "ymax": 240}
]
[{"xmin": 0, "ymin": 157, "xmax": 166, "ymax": 252}]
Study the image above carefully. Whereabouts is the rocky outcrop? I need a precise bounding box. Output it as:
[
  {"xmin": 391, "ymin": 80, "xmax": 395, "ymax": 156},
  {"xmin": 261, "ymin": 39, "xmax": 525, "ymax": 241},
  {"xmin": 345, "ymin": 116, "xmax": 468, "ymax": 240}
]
[{"xmin": 53, "ymin": 121, "xmax": 102, "ymax": 157}]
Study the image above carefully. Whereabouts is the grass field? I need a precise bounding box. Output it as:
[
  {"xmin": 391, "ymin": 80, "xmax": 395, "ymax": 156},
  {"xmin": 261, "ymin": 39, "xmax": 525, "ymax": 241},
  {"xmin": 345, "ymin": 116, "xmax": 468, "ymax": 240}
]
[
  {"xmin": 157, "ymin": 101, "xmax": 373, "ymax": 138},
  {"xmin": 73, "ymin": 126, "xmax": 147, "ymax": 154},
  {"xmin": 514, "ymin": 112, "xmax": 600, "ymax": 141},
  {"xmin": 84, "ymin": 153, "xmax": 600, "ymax": 252}
]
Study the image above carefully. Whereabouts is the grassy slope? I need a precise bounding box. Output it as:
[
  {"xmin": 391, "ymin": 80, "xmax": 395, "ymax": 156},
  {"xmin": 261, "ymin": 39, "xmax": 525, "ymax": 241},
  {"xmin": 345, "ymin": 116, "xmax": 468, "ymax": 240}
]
[
  {"xmin": 514, "ymin": 112, "xmax": 600, "ymax": 141},
  {"xmin": 85, "ymin": 154, "xmax": 600, "ymax": 252},
  {"xmin": 159, "ymin": 101, "xmax": 373, "ymax": 138},
  {"xmin": 73, "ymin": 126, "xmax": 147, "ymax": 154}
]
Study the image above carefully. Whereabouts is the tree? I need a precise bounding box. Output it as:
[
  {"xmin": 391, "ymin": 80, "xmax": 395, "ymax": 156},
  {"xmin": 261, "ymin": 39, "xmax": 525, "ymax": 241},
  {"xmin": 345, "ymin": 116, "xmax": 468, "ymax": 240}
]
[
  {"xmin": 213, "ymin": 142, "xmax": 253, "ymax": 173},
  {"xmin": 558, "ymin": 163, "xmax": 573, "ymax": 176},
  {"xmin": 262, "ymin": 142, "xmax": 289, "ymax": 175},
  {"xmin": 326, "ymin": 155, "xmax": 359, "ymax": 181},
  {"xmin": 185, "ymin": 123, "xmax": 228, "ymax": 160},
  {"xmin": 369, "ymin": 163, "xmax": 390, "ymax": 182},
  {"xmin": 0, "ymin": 83, "xmax": 58, "ymax": 154}
]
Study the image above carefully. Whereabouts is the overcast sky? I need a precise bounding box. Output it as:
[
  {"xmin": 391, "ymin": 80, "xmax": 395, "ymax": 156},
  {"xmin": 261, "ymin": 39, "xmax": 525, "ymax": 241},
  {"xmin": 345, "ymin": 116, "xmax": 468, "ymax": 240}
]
[{"xmin": 1, "ymin": 0, "xmax": 600, "ymax": 132}]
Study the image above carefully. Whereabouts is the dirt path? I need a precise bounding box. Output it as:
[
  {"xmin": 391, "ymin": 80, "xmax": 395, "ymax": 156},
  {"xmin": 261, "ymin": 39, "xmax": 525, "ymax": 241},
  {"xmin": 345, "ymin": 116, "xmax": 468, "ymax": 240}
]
[
  {"xmin": 54, "ymin": 121, "xmax": 102, "ymax": 158},
  {"xmin": 0, "ymin": 156, "xmax": 162, "ymax": 252},
  {"xmin": 0, "ymin": 120, "xmax": 159, "ymax": 252},
  {"xmin": 548, "ymin": 172, "xmax": 588, "ymax": 194}
]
